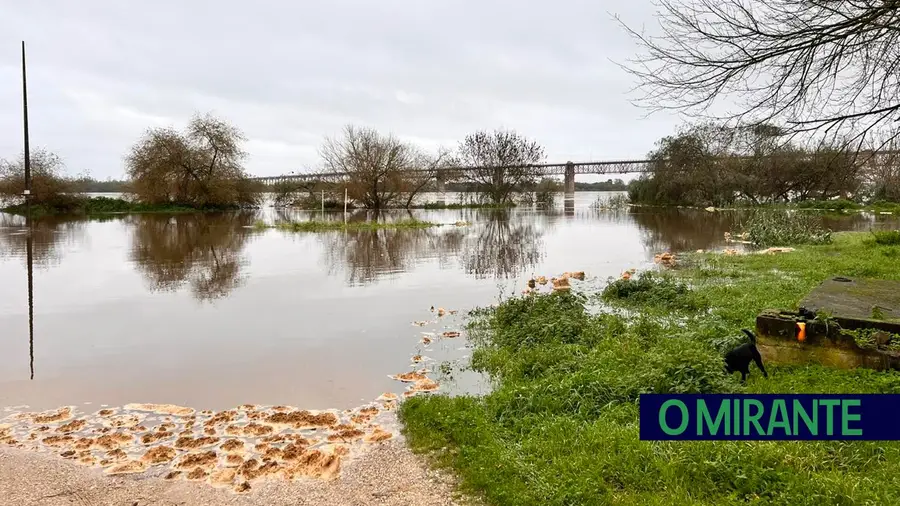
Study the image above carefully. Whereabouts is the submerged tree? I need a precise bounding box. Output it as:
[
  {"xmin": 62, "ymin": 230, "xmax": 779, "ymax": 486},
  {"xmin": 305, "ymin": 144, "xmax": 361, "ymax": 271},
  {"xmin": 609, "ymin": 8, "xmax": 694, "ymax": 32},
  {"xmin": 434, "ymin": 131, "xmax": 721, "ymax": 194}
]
[
  {"xmin": 125, "ymin": 113, "xmax": 259, "ymax": 208},
  {"xmin": 319, "ymin": 125, "xmax": 448, "ymax": 209},
  {"xmin": 455, "ymin": 129, "xmax": 546, "ymax": 205},
  {"xmin": 620, "ymin": 0, "xmax": 900, "ymax": 146},
  {"xmin": 0, "ymin": 148, "xmax": 79, "ymax": 209}
]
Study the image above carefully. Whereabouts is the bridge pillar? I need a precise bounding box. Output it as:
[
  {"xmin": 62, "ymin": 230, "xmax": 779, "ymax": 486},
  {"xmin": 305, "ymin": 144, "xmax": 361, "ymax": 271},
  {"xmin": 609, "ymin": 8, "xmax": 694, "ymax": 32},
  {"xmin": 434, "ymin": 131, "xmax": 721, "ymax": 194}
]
[
  {"xmin": 564, "ymin": 161, "xmax": 575, "ymax": 213},
  {"xmin": 564, "ymin": 161, "xmax": 575, "ymax": 195}
]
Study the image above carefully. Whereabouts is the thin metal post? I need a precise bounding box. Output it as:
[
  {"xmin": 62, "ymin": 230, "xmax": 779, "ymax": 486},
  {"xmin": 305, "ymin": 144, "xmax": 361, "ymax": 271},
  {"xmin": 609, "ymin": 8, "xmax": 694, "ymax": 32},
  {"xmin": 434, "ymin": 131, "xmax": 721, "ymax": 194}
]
[
  {"xmin": 344, "ymin": 188, "xmax": 348, "ymax": 224},
  {"xmin": 321, "ymin": 190, "xmax": 325, "ymax": 216}
]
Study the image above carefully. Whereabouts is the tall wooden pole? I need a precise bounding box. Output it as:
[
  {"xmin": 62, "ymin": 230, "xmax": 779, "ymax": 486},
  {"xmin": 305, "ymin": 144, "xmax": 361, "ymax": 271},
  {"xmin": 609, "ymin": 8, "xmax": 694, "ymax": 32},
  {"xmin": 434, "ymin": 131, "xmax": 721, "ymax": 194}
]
[{"xmin": 22, "ymin": 41, "xmax": 31, "ymax": 200}]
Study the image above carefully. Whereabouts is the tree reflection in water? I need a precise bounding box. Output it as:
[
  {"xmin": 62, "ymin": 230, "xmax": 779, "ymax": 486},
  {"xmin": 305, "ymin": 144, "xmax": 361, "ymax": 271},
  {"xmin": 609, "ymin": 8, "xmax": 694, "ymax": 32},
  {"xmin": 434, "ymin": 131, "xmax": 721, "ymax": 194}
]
[
  {"xmin": 128, "ymin": 212, "xmax": 257, "ymax": 301},
  {"xmin": 318, "ymin": 208, "xmax": 548, "ymax": 285},
  {"xmin": 459, "ymin": 209, "xmax": 546, "ymax": 279}
]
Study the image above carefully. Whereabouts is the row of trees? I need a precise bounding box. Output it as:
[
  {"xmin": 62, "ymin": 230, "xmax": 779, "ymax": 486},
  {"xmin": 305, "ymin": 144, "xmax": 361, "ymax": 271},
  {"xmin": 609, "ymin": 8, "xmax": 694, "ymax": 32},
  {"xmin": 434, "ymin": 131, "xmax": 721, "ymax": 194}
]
[
  {"xmin": 1, "ymin": 115, "xmax": 551, "ymax": 211},
  {"xmin": 300, "ymin": 125, "xmax": 547, "ymax": 209},
  {"xmin": 628, "ymin": 122, "xmax": 900, "ymax": 207}
]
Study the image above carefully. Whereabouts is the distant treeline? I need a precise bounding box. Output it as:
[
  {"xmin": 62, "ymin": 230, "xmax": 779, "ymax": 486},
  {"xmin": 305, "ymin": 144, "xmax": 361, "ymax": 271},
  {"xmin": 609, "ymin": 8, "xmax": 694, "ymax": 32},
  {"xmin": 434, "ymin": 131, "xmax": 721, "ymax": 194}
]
[{"xmin": 71, "ymin": 178, "xmax": 130, "ymax": 193}]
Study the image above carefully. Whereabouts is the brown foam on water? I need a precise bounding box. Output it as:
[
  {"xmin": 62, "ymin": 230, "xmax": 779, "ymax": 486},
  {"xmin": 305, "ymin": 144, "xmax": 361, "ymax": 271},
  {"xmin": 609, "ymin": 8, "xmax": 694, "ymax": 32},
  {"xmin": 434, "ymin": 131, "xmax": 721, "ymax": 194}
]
[
  {"xmin": 187, "ymin": 467, "xmax": 210, "ymax": 481},
  {"xmin": 174, "ymin": 451, "xmax": 218, "ymax": 471},
  {"xmin": 141, "ymin": 445, "xmax": 177, "ymax": 465},
  {"xmin": 219, "ymin": 439, "xmax": 245, "ymax": 454},
  {"xmin": 29, "ymin": 407, "xmax": 73, "ymax": 424},
  {"xmin": 124, "ymin": 403, "xmax": 195, "ymax": 417},
  {"xmin": 364, "ymin": 427, "xmax": 393, "ymax": 443},
  {"xmin": 0, "ymin": 308, "xmax": 468, "ymax": 493},
  {"xmin": 174, "ymin": 436, "xmax": 220, "ymax": 450},
  {"xmin": 390, "ymin": 371, "xmax": 428, "ymax": 383},
  {"xmin": 410, "ymin": 378, "xmax": 440, "ymax": 393},
  {"xmin": 326, "ymin": 429, "xmax": 365, "ymax": 443},
  {"xmin": 102, "ymin": 414, "xmax": 142, "ymax": 429},
  {"xmin": 56, "ymin": 419, "xmax": 87, "ymax": 434}
]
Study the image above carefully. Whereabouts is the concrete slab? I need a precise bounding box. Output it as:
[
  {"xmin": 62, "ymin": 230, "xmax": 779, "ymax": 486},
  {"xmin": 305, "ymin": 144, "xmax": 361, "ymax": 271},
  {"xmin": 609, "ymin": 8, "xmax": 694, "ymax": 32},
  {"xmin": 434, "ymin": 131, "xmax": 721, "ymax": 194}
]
[
  {"xmin": 799, "ymin": 276, "xmax": 900, "ymax": 324},
  {"xmin": 755, "ymin": 276, "xmax": 900, "ymax": 371}
]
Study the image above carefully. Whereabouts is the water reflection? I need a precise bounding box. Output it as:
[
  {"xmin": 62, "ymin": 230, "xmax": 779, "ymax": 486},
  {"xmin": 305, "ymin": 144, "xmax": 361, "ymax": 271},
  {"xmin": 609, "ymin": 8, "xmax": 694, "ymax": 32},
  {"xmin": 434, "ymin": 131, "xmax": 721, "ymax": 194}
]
[
  {"xmin": 0, "ymin": 213, "xmax": 90, "ymax": 268},
  {"xmin": 631, "ymin": 208, "xmax": 742, "ymax": 253},
  {"xmin": 314, "ymin": 209, "xmax": 549, "ymax": 284},
  {"xmin": 128, "ymin": 212, "xmax": 257, "ymax": 301},
  {"xmin": 460, "ymin": 209, "xmax": 547, "ymax": 279}
]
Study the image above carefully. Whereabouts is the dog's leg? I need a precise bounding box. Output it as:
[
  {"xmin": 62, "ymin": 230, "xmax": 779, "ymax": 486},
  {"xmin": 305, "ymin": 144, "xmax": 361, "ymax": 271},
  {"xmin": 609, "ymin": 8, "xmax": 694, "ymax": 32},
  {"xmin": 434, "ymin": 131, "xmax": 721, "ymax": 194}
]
[
  {"xmin": 740, "ymin": 370, "xmax": 748, "ymax": 383},
  {"xmin": 753, "ymin": 354, "xmax": 768, "ymax": 378}
]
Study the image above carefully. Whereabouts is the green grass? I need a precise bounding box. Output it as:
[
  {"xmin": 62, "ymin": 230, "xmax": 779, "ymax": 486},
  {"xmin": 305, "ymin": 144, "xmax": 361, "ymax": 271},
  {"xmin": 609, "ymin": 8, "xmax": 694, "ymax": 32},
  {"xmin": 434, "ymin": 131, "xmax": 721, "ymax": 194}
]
[
  {"xmin": 870, "ymin": 229, "xmax": 900, "ymax": 246},
  {"xmin": 400, "ymin": 232, "xmax": 900, "ymax": 506},
  {"xmin": 1, "ymin": 196, "xmax": 239, "ymax": 217},
  {"xmin": 257, "ymin": 218, "xmax": 440, "ymax": 232}
]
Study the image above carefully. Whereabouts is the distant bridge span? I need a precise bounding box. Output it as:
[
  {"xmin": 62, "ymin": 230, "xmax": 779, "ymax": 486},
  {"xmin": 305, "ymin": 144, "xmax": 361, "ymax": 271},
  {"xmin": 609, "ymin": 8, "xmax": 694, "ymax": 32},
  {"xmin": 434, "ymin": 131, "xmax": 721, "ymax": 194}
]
[
  {"xmin": 249, "ymin": 150, "xmax": 900, "ymax": 193},
  {"xmin": 249, "ymin": 159, "xmax": 654, "ymax": 193}
]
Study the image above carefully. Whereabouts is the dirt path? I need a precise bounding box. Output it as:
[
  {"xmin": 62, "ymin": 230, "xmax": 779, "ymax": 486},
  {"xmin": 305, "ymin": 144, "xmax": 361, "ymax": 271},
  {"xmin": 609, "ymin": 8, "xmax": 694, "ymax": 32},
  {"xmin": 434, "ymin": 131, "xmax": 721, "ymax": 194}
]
[{"xmin": 0, "ymin": 436, "xmax": 461, "ymax": 506}]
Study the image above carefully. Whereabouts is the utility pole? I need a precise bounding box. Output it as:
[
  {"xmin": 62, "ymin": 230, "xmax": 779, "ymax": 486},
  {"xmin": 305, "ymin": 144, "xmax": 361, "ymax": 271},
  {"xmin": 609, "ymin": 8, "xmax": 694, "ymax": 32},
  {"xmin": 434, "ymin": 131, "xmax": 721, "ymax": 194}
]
[
  {"xmin": 22, "ymin": 41, "xmax": 32, "ymax": 208},
  {"xmin": 21, "ymin": 41, "xmax": 35, "ymax": 380}
]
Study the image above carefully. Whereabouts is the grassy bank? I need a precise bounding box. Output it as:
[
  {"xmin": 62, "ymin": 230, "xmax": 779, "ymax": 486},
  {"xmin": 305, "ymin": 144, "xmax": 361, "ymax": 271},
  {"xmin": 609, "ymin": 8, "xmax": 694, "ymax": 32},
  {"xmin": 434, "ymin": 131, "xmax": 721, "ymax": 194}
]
[
  {"xmin": 256, "ymin": 218, "xmax": 441, "ymax": 232},
  {"xmin": 1, "ymin": 196, "xmax": 243, "ymax": 217},
  {"xmin": 400, "ymin": 232, "xmax": 900, "ymax": 506}
]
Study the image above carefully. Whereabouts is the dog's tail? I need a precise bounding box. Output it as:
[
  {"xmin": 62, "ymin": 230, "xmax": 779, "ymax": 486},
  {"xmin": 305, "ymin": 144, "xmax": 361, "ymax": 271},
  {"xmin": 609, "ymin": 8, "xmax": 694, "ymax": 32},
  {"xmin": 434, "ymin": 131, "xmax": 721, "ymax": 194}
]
[{"xmin": 742, "ymin": 328, "xmax": 757, "ymax": 344}]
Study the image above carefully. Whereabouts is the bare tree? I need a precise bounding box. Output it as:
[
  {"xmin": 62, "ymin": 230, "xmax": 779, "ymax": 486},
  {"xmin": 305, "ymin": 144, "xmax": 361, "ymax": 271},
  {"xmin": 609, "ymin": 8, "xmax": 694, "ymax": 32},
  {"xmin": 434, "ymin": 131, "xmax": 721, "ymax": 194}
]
[
  {"xmin": 455, "ymin": 129, "xmax": 546, "ymax": 204},
  {"xmin": 863, "ymin": 131, "xmax": 900, "ymax": 201},
  {"xmin": 320, "ymin": 125, "xmax": 447, "ymax": 209},
  {"xmin": 125, "ymin": 113, "xmax": 258, "ymax": 208},
  {"xmin": 401, "ymin": 147, "xmax": 452, "ymax": 209},
  {"xmin": 619, "ymin": 0, "xmax": 900, "ymax": 147}
]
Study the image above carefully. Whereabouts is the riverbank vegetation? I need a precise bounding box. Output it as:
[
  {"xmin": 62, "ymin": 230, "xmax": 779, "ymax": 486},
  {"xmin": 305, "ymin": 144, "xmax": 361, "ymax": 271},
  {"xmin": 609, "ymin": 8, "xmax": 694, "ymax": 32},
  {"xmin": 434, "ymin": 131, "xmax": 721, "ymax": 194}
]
[
  {"xmin": 400, "ymin": 232, "xmax": 900, "ymax": 505},
  {"xmin": 2, "ymin": 114, "xmax": 260, "ymax": 217},
  {"xmin": 625, "ymin": 122, "xmax": 900, "ymax": 209}
]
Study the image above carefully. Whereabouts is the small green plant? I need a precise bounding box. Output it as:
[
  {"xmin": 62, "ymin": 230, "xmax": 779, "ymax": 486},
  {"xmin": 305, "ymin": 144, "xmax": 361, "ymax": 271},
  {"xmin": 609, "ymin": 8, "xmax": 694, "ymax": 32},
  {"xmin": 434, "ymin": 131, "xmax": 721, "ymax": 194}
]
[
  {"xmin": 601, "ymin": 271, "xmax": 707, "ymax": 311},
  {"xmin": 735, "ymin": 210, "xmax": 832, "ymax": 247},
  {"xmin": 873, "ymin": 306, "xmax": 887, "ymax": 320},
  {"xmin": 870, "ymin": 229, "xmax": 900, "ymax": 246}
]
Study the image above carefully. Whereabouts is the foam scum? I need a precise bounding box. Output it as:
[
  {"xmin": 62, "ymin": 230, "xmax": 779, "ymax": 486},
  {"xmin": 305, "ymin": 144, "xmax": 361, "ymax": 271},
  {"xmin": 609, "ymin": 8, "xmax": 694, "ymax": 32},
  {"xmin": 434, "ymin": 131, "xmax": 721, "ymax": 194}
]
[
  {"xmin": 0, "ymin": 401, "xmax": 398, "ymax": 494},
  {"xmin": 1, "ymin": 306, "xmax": 462, "ymax": 495}
]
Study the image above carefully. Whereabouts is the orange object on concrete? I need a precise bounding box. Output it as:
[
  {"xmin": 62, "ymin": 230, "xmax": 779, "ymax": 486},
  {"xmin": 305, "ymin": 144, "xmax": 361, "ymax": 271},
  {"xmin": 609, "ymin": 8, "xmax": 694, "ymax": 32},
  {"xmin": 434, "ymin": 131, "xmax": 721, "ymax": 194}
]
[{"xmin": 796, "ymin": 322, "xmax": 807, "ymax": 342}]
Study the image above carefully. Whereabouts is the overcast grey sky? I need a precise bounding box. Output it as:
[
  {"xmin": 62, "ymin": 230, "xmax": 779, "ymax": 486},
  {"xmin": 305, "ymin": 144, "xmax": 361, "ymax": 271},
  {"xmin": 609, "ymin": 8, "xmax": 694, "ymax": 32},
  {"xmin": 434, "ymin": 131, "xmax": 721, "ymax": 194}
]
[{"xmin": 0, "ymin": 1, "xmax": 682, "ymax": 179}]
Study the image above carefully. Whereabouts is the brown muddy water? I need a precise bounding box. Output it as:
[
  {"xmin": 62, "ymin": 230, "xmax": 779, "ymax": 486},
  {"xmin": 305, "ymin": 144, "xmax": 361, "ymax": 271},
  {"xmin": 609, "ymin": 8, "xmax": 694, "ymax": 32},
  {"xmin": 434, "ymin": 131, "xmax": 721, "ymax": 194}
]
[{"xmin": 2, "ymin": 192, "xmax": 899, "ymax": 412}]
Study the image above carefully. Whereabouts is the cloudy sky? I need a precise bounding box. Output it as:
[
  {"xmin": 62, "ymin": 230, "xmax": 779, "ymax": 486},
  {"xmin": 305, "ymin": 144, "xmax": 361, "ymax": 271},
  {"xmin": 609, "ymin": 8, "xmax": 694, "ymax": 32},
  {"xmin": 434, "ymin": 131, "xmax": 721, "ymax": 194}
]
[{"xmin": 0, "ymin": 1, "xmax": 683, "ymax": 180}]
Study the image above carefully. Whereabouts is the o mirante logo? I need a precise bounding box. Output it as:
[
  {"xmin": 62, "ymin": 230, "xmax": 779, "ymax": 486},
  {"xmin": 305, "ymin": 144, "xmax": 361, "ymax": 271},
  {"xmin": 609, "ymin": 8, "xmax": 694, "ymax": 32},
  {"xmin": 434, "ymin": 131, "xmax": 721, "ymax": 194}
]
[{"xmin": 640, "ymin": 394, "xmax": 900, "ymax": 441}]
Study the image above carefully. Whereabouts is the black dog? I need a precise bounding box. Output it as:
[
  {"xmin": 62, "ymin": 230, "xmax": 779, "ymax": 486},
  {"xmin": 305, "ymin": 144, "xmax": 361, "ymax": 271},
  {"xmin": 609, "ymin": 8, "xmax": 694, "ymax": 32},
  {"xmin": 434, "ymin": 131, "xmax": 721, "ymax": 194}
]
[{"xmin": 724, "ymin": 329, "xmax": 768, "ymax": 383}]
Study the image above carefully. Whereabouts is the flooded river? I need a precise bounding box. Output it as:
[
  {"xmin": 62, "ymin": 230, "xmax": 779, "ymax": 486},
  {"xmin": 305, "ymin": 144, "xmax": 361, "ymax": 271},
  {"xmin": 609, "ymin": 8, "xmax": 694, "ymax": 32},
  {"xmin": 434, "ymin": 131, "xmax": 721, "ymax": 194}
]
[{"xmin": 2, "ymin": 192, "xmax": 898, "ymax": 412}]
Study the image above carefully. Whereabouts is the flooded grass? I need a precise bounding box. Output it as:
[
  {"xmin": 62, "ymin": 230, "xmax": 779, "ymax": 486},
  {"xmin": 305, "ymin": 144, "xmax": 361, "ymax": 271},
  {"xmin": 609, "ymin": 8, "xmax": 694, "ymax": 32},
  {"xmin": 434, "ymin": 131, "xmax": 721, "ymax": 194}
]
[
  {"xmin": 400, "ymin": 232, "xmax": 900, "ymax": 506},
  {"xmin": 256, "ymin": 219, "xmax": 441, "ymax": 232},
  {"xmin": 735, "ymin": 209, "xmax": 833, "ymax": 247},
  {"xmin": 1, "ymin": 196, "xmax": 243, "ymax": 217}
]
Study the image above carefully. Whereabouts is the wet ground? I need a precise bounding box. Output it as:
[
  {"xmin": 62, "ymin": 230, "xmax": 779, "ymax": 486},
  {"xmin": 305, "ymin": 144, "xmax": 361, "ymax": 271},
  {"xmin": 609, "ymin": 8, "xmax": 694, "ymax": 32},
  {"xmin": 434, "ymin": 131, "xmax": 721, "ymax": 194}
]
[{"xmin": 2, "ymin": 192, "xmax": 899, "ymax": 413}]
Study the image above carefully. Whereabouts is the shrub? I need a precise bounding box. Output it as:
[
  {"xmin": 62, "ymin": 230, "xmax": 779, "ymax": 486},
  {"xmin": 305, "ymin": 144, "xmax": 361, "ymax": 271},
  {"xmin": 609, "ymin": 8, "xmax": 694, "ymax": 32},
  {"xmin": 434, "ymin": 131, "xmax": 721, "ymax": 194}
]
[
  {"xmin": 871, "ymin": 229, "xmax": 900, "ymax": 246},
  {"xmin": 0, "ymin": 149, "xmax": 80, "ymax": 210},
  {"xmin": 601, "ymin": 271, "xmax": 707, "ymax": 311},
  {"xmin": 736, "ymin": 210, "xmax": 832, "ymax": 246}
]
